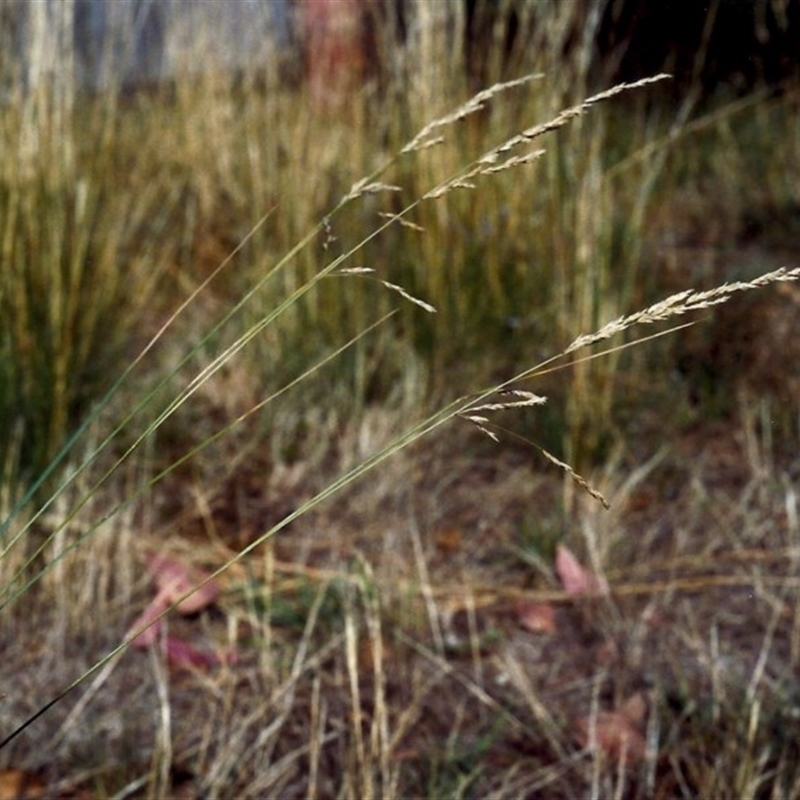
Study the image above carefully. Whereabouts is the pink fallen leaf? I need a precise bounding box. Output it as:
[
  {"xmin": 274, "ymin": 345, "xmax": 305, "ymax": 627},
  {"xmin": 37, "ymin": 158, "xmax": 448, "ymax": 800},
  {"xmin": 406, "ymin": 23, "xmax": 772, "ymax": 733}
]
[
  {"xmin": 146, "ymin": 553, "xmax": 219, "ymax": 614},
  {"xmin": 555, "ymin": 545, "xmax": 608, "ymax": 596},
  {"xmin": 128, "ymin": 554, "xmax": 219, "ymax": 650},
  {"xmin": 574, "ymin": 710, "xmax": 647, "ymax": 767},
  {"xmin": 514, "ymin": 601, "xmax": 556, "ymax": 634},
  {"xmin": 128, "ymin": 596, "xmax": 168, "ymax": 648}
]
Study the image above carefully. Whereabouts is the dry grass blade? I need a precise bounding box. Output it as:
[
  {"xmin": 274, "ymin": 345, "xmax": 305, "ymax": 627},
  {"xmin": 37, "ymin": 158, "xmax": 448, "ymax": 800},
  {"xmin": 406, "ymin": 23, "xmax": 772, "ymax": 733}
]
[
  {"xmin": 481, "ymin": 74, "xmax": 672, "ymax": 163},
  {"xmin": 537, "ymin": 446, "xmax": 610, "ymax": 510},
  {"xmin": 344, "ymin": 595, "xmax": 371, "ymax": 799},
  {"xmin": 465, "ymin": 390, "xmax": 548, "ymax": 413},
  {"xmin": 480, "ymin": 147, "xmax": 547, "ymax": 174},
  {"xmin": 396, "ymin": 630, "xmax": 528, "ymax": 732},
  {"xmin": 343, "ymin": 180, "xmax": 403, "ymax": 203},
  {"xmin": 499, "ymin": 650, "xmax": 571, "ymax": 763},
  {"xmin": 566, "ymin": 266, "xmax": 800, "ymax": 353},
  {"xmin": 334, "ymin": 269, "xmax": 437, "ymax": 312},
  {"xmin": 377, "ymin": 280, "xmax": 437, "ymax": 314},
  {"xmin": 423, "ymin": 75, "xmax": 669, "ymax": 203},
  {"xmin": 377, "ymin": 213, "xmax": 425, "ymax": 232},
  {"xmin": 402, "ymin": 73, "xmax": 544, "ymax": 153}
]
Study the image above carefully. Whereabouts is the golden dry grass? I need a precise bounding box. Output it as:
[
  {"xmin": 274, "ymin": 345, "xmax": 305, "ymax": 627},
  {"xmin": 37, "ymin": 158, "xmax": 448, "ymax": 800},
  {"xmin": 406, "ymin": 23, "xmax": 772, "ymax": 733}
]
[{"xmin": 2, "ymin": 4, "xmax": 800, "ymax": 797}]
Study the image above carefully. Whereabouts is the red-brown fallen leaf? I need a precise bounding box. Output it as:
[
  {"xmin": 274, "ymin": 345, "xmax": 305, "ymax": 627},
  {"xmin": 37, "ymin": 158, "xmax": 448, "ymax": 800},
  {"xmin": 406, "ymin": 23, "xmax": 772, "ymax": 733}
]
[
  {"xmin": 555, "ymin": 545, "xmax": 608, "ymax": 596},
  {"xmin": 574, "ymin": 710, "xmax": 647, "ymax": 767},
  {"xmin": 619, "ymin": 691, "xmax": 648, "ymax": 726},
  {"xmin": 0, "ymin": 768, "xmax": 44, "ymax": 800},
  {"xmin": 434, "ymin": 527, "xmax": 463, "ymax": 554},
  {"xmin": 163, "ymin": 636, "xmax": 221, "ymax": 671},
  {"xmin": 358, "ymin": 633, "xmax": 393, "ymax": 673},
  {"xmin": 514, "ymin": 601, "xmax": 556, "ymax": 634}
]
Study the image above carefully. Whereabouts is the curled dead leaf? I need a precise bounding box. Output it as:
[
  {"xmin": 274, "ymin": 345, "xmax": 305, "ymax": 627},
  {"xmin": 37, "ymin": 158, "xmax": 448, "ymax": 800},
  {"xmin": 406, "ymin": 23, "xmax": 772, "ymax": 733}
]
[
  {"xmin": 575, "ymin": 710, "xmax": 647, "ymax": 767},
  {"xmin": 514, "ymin": 601, "xmax": 556, "ymax": 634}
]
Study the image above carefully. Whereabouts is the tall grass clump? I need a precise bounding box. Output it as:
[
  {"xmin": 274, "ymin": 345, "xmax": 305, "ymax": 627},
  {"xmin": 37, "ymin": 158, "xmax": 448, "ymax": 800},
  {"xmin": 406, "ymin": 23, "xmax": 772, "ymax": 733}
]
[
  {"xmin": 1, "ymin": 2, "xmax": 800, "ymax": 796},
  {"xmin": 0, "ymin": 66, "xmax": 180, "ymax": 500},
  {"xmin": 125, "ymin": 1, "xmax": 684, "ymax": 463}
]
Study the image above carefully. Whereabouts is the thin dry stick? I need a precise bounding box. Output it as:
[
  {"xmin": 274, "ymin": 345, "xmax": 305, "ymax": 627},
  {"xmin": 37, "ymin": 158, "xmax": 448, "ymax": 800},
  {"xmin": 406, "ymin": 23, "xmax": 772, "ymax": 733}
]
[
  {"xmin": 409, "ymin": 515, "xmax": 446, "ymax": 655},
  {"xmin": 344, "ymin": 596, "xmax": 371, "ymax": 800},
  {"xmin": 306, "ymin": 673, "xmax": 325, "ymax": 800},
  {"xmin": 356, "ymin": 560, "xmax": 395, "ymax": 799}
]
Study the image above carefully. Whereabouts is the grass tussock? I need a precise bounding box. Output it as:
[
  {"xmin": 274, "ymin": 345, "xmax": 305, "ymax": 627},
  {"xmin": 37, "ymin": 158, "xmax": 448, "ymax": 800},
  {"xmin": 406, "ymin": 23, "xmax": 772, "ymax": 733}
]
[{"xmin": 2, "ymin": 2, "xmax": 800, "ymax": 797}]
